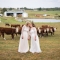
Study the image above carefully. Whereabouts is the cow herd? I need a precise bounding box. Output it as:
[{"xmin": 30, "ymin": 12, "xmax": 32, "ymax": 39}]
[
  {"xmin": 0, "ymin": 24, "xmax": 57, "ymax": 40},
  {"xmin": 0, "ymin": 24, "xmax": 22, "ymax": 40},
  {"xmin": 37, "ymin": 25, "xmax": 57, "ymax": 37}
]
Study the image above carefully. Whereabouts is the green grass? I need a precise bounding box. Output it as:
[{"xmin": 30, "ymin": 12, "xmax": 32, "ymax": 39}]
[
  {"xmin": 0, "ymin": 17, "xmax": 25, "ymax": 27},
  {"xmin": 0, "ymin": 17, "xmax": 60, "ymax": 60},
  {"xmin": 0, "ymin": 17, "xmax": 25, "ymax": 24},
  {"xmin": 26, "ymin": 10, "xmax": 60, "ymax": 15},
  {"xmin": 26, "ymin": 10, "xmax": 60, "ymax": 18}
]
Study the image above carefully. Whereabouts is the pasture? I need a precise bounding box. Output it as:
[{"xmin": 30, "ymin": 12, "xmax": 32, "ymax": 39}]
[
  {"xmin": 26, "ymin": 10, "xmax": 60, "ymax": 18},
  {"xmin": 0, "ymin": 17, "xmax": 60, "ymax": 60}
]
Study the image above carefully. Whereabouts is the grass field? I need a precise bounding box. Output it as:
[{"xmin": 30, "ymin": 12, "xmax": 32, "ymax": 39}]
[
  {"xmin": 0, "ymin": 17, "xmax": 60, "ymax": 60},
  {"xmin": 26, "ymin": 10, "xmax": 60, "ymax": 15},
  {"xmin": 26, "ymin": 10, "xmax": 60, "ymax": 18}
]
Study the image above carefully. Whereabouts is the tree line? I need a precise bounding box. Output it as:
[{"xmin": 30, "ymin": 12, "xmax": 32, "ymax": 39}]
[
  {"xmin": 0, "ymin": 7, "xmax": 60, "ymax": 14},
  {"xmin": 20, "ymin": 7, "xmax": 60, "ymax": 11}
]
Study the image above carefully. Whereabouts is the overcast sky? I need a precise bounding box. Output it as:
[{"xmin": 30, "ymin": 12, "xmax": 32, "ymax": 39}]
[{"xmin": 0, "ymin": 0, "xmax": 60, "ymax": 8}]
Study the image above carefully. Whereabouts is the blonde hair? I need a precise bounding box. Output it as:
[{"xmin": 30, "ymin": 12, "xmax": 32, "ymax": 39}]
[{"xmin": 26, "ymin": 21, "xmax": 31, "ymax": 26}]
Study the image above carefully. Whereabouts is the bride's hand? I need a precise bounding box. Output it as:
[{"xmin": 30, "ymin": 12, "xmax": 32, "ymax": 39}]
[
  {"xmin": 28, "ymin": 36, "xmax": 30, "ymax": 40},
  {"xmin": 22, "ymin": 36, "xmax": 23, "ymax": 39},
  {"xmin": 35, "ymin": 36, "xmax": 36, "ymax": 41},
  {"xmin": 28, "ymin": 38, "xmax": 30, "ymax": 40}
]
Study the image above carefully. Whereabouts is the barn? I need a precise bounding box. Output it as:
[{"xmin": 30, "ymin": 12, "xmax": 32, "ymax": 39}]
[{"xmin": 4, "ymin": 10, "xmax": 28, "ymax": 18}]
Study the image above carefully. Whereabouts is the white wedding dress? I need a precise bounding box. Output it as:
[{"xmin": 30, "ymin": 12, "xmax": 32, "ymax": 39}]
[
  {"xmin": 30, "ymin": 27, "xmax": 42, "ymax": 53},
  {"xmin": 18, "ymin": 25, "xmax": 29, "ymax": 53}
]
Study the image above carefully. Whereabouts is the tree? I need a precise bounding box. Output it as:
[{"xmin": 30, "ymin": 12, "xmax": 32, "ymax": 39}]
[
  {"xmin": 24, "ymin": 7, "xmax": 27, "ymax": 10},
  {"xmin": 37, "ymin": 7, "xmax": 41, "ymax": 11},
  {"xmin": 1, "ymin": 8, "xmax": 7, "ymax": 14},
  {"xmin": 9, "ymin": 8, "xmax": 13, "ymax": 10}
]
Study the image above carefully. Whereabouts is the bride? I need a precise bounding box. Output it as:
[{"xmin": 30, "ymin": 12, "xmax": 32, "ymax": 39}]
[
  {"xmin": 18, "ymin": 22, "xmax": 30, "ymax": 53},
  {"xmin": 29, "ymin": 22, "xmax": 42, "ymax": 53}
]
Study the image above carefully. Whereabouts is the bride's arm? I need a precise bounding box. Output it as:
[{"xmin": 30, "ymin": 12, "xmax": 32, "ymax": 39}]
[
  {"xmin": 21, "ymin": 25, "xmax": 25, "ymax": 39},
  {"xmin": 28, "ymin": 27, "xmax": 31, "ymax": 40},
  {"xmin": 34, "ymin": 27, "xmax": 37, "ymax": 41}
]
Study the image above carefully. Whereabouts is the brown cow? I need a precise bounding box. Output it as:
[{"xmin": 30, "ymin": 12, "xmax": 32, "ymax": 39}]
[
  {"xmin": 37, "ymin": 27, "xmax": 47, "ymax": 37},
  {"xmin": 41, "ymin": 25, "xmax": 49, "ymax": 28},
  {"xmin": 37, "ymin": 26, "xmax": 57, "ymax": 37},
  {"xmin": 15, "ymin": 24, "xmax": 24, "ymax": 35},
  {"xmin": 11, "ymin": 24, "xmax": 20, "ymax": 28},
  {"xmin": 46, "ymin": 27, "xmax": 57, "ymax": 36},
  {"xmin": 0, "ymin": 27, "xmax": 2, "ymax": 37},
  {"xmin": 5, "ymin": 23, "xmax": 10, "ymax": 26},
  {"xmin": 0, "ymin": 27, "xmax": 17, "ymax": 40},
  {"xmin": 15, "ymin": 26, "xmax": 22, "ymax": 36}
]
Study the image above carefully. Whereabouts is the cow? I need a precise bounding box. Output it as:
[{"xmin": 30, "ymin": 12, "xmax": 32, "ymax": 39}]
[
  {"xmin": 11, "ymin": 24, "xmax": 23, "ymax": 36},
  {"xmin": 46, "ymin": 27, "xmax": 57, "ymax": 36},
  {"xmin": 0, "ymin": 27, "xmax": 2, "ymax": 37},
  {"xmin": 41, "ymin": 25, "xmax": 57, "ymax": 36},
  {"xmin": 11, "ymin": 24, "xmax": 20, "ymax": 28},
  {"xmin": 37, "ymin": 27, "xmax": 47, "ymax": 37},
  {"xmin": 0, "ymin": 27, "xmax": 19, "ymax": 40},
  {"xmin": 15, "ymin": 26, "xmax": 22, "ymax": 35},
  {"xmin": 37, "ymin": 26, "xmax": 57, "ymax": 37},
  {"xmin": 5, "ymin": 23, "xmax": 10, "ymax": 26},
  {"xmin": 37, "ymin": 27, "xmax": 42, "ymax": 37},
  {"xmin": 15, "ymin": 24, "xmax": 25, "ymax": 35},
  {"xmin": 41, "ymin": 25, "xmax": 49, "ymax": 28}
]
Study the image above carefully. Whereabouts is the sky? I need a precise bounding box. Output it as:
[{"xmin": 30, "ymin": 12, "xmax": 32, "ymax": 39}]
[{"xmin": 0, "ymin": 0, "xmax": 60, "ymax": 8}]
